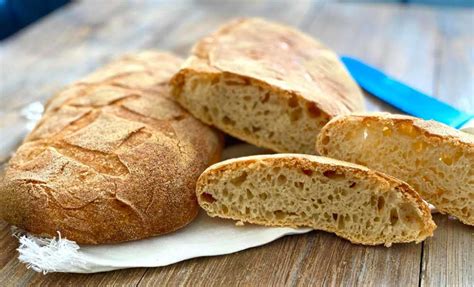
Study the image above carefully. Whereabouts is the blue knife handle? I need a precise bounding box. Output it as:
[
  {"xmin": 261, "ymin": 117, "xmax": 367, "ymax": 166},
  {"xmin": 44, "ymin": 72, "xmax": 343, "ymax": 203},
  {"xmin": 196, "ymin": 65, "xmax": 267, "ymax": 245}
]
[{"xmin": 341, "ymin": 56, "xmax": 474, "ymax": 129}]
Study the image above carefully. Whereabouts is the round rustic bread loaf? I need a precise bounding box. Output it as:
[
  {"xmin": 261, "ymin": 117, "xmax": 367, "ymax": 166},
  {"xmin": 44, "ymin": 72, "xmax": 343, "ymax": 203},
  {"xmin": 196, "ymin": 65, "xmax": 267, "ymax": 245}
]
[{"xmin": 0, "ymin": 51, "xmax": 223, "ymax": 244}]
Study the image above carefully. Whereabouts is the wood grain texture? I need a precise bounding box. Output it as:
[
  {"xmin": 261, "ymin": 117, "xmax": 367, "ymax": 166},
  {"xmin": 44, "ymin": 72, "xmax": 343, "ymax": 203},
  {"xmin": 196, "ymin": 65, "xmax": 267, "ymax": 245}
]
[
  {"xmin": 0, "ymin": 0, "xmax": 472, "ymax": 286},
  {"xmin": 420, "ymin": 215, "xmax": 474, "ymax": 287}
]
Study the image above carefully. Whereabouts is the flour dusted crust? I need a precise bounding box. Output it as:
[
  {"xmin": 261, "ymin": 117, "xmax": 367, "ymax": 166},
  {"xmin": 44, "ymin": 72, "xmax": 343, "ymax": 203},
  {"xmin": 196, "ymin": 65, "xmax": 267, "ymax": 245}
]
[
  {"xmin": 317, "ymin": 112, "xmax": 474, "ymax": 225},
  {"xmin": 0, "ymin": 52, "xmax": 223, "ymax": 244},
  {"xmin": 171, "ymin": 18, "xmax": 364, "ymax": 154},
  {"xmin": 197, "ymin": 154, "xmax": 435, "ymax": 246}
]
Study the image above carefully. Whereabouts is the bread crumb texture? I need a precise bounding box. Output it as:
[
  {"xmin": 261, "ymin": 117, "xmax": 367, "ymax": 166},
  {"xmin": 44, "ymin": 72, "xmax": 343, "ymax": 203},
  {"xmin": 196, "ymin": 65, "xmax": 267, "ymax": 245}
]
[
  {"xmin": 317, "ymin": 112, "xmax": 474, "ymax": 226},
  {"xmin": 197, "ymin": 154, "xmax": 436, "ymax": 246},
  {"xmin": 0, "ymin": 52, "xmax": 222, "ymax": 244},
  {"xmin": 171, "ymin": 18, "xmax": 364, "ymax": 154}
]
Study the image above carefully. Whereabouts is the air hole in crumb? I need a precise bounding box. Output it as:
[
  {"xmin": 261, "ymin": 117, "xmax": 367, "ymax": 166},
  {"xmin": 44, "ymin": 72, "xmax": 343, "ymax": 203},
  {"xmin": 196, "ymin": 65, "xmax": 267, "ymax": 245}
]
[
  {"xmin": 397, "ymin": 123, "xmax": 417, "ymax": 137},
  {"xmin": 203, "ymin": 106, "xmax": 209, "ymax": 114},
  {"xmin": 222, "ymin": 205, "xmax": 229, "ymax": 214},
  {"xmin": 231, "ymin": 172, "xmax": 247, "ymax": 186},
  {"xmin": 277, "ymin": 174, "xmax": 287, "ymax": 185},
  {"xmin": 289, "ymin": 108, "xmax": 302, "ymax": 122},
  {"xmin": 246, "ymin": 189, "xmax": 254, "ymax": 199},
  {"xmin": 439, "ymin": 154, "xmax": 453, "ymax": 166},
  {"xmin": 382, "ymin": 126, "xmax": 392, "ymax": 136},
  {"xmin": 222, "ymin": 116, "xmax": 235, "ymax": 126},
  {"xmin": 243, "ymin": 127, "xmax": 250, "ymax": 134},
  {"xmin": 201, "ymin": 193, "xmax": 216, "ymax": 203},
  {"xmin": 306, "ymin": 102, "xmax": 321, "ymax": 118},
  {"xmin": 377, "ymin": 197, "xmax": 385, "ymax": 211},
  {"xmin": 288, "ymin": 95, "xmax": 299, "ymax": 108},
  {"xmin": 349, "ymin": 181, "xmax": 356, "ymax": 188},
  {"xmin": 274, "ymin": 210, "xmax": 285, "ymax": 220},
  {"xmin": 301, "ymin": 168, "xmax": 313, "ymax": 176},
  {"xmin": 261, "ymin": 92, "xmax": 270, "ymax": 103},
  {"xmin": 332, "ymin": 213, "xmax": 338, "ymax": 221},
  {"xmin": 390, "ymin": 208, "xmax": 399, "ymax": 225},
  {"xmin": 272, "ymin": 167, "xmax": 281, "ymax": 173},
  {"xmin": 294, "ymin": 182, "xmax": 304, "ymax": 189},
  {"xmin": 243, "ymin": 96, "xmax": 252, "ymax": 101},
  {"xmin": 251, "ymin": 126, "xmax": 261, "ymax": 132},
  {"xmin": 245, "ymin": 207, "xmax": 250, "ymax": 214},
  {"xmin": 413, "ymin": 141, "xmax": 426, "ymax": 152},
  {"xmin": 338, "ymin": 215, "xmax": 345, "ymax": 229},
  {"xmin": 321, "ymin": 136, "xmax": 330, "ymax": 145},
  {"xmin": 323, "ymin": 170, "xmax": 345, "ymax": 180},
  {"xmin": 259, "ymin": 193, "xmax": 268, "ymax": 200}
]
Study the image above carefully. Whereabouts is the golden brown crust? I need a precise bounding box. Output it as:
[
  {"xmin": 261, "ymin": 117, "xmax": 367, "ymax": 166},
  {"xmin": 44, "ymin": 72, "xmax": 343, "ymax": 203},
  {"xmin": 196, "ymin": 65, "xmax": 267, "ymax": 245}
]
[
  {"xmin": 170, "ymin": 18, "xmax": 364, "ymax": 153},
  {"xmin": 319, "ymin": 112, "xmax": 474, "ymax": 148},
  {"xmin": 197, "ymin": 154, "xmax": 436, "ymax": 245},
  {"xmin": 0, "ymin": 51, "xmax": 223, "ymax": 244}
]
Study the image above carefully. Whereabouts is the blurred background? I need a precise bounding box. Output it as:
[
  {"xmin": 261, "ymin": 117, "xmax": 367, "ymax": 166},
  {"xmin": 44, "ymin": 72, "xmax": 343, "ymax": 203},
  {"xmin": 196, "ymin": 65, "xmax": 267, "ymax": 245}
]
[{"xmin": 1, "ymin": 0, "xmax": 473, "ymax": 40}]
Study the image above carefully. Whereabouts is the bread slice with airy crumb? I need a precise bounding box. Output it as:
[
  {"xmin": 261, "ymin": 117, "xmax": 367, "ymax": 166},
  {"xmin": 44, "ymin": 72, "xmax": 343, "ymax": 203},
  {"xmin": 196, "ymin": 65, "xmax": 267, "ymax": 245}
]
[
  {"xmin": 170, "ymin": 18, "xmax": 364, "ymax": 154},
  {"xmin": 316, "ymin": 112, "xmax": 474, "ymax": 226},
  {"xmin": 196, "ymin": 154, "xmax": 436, "ymax": 246}
]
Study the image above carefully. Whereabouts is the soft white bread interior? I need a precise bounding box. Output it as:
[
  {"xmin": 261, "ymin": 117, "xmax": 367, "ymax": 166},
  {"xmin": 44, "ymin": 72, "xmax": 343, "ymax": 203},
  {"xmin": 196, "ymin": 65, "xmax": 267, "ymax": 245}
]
[
  {"xmin": 317, "ymin": 113, "xmax": 474, "ymax": 226},
  {"xmin": 197, "ymin": 154, "xmax": 436, "ymax": 246}
]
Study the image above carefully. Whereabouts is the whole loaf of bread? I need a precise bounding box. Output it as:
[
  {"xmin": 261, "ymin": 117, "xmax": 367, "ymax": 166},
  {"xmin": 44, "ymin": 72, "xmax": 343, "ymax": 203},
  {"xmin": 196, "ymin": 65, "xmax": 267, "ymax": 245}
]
[{"xmin": 0, "ymin": 51, "xmax": 222, "ymax": 244}]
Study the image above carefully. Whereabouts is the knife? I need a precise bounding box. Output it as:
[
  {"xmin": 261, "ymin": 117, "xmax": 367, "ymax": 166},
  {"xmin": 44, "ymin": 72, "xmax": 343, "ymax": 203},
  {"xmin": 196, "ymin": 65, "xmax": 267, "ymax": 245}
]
[{"xmin": 341, "ymin": 56, "xmax": 474, "ymax": 134}]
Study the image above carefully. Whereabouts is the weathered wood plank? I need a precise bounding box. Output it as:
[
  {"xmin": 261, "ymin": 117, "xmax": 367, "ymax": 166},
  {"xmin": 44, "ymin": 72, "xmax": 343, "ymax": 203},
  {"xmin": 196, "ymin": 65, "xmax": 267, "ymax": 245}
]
[
  {"xmin": 295, "ymin": 233, "xmax": 422, "ymax": 286},
  {"xmin": 420, "ymin": 215, "xmax": 474, "ymax": 287},
  {"xmin": 307, "ymin": 3, "xmax": 438, "ymax": 112},
  {"xmin": 138, "ymin": 233, "xmax": 312, "ymax": 287},
  {"xmin": 433, "ymin": 9, "xmax": 474, "ymax": 113}
]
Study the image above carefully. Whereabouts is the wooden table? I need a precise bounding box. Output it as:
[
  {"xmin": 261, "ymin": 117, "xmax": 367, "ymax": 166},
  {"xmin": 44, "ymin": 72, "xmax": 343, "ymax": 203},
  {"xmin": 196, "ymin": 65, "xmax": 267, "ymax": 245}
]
[{"xmin": 0, "ymin": 0, "xmax": 472, "ymax": 286}]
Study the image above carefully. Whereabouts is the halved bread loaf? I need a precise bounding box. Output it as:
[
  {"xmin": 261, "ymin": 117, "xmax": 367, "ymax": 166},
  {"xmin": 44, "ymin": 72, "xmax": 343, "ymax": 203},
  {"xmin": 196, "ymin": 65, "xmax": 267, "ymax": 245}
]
[
  {"xmin": 171, "ymin": 18, "xmax": 364, "ymax": 154},
  {"xmin": 317, "ymin": 113, "xmax": 474, "ymax": 225},
  {"xmin": 197, "ymin": 154, "xmax": 436, "ymax": 246},
  {"xmin": 0, "ymin": 52, "xmax": 223, "ymax": 244}
]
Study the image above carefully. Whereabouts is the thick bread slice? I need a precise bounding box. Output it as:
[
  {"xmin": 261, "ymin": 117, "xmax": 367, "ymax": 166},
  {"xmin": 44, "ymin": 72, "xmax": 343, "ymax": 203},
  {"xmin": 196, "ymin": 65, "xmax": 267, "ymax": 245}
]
[
  {"xmin": 316, "ymin": 112, "xmax": 474, "ymax": 225},
  {"xmin": 196, "ymin": 154, "xmax": 435, "ymax": 246},
  {"xmin": 171, "ymin": 18, "xmax": 364, "ymax": 154},
  {"xmin": 0, "ymin": 52, "xmax": 223, "ymax": 244}
]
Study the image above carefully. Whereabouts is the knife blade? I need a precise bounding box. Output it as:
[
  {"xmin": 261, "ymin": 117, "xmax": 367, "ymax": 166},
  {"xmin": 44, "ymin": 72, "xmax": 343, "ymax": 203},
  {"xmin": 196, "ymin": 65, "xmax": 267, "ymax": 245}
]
[{"xmin": 341, "ymin": 56, "xmax": 474, "ymax": 133}]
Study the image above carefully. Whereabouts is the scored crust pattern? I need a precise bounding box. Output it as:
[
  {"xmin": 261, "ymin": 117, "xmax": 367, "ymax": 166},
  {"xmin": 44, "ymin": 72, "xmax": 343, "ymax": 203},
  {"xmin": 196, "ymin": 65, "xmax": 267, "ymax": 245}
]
[{"xmin": 0, "ymin": 52, "xmax": 222, "ymax": 244}]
